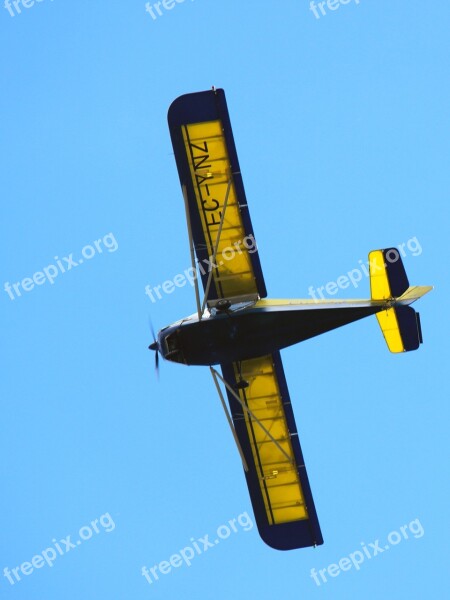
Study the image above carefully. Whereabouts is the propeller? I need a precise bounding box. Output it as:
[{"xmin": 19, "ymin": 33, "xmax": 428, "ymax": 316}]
[{"xmin": 148, "ymin": 318, "xmax": 161, "ymax": 378}]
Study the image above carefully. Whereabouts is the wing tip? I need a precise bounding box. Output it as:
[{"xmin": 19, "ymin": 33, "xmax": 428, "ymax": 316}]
[
  {"xmin": 167, "ymin": 88, "xmax": 225, "ymax": 122},
  {"xmin": 257, "ymin": 521, "xmax": 324, "ymax": 551}
]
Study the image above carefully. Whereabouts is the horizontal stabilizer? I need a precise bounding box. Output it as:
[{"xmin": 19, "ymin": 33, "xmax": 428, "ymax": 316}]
[{"xmin": 397, "ymin": 286, "xmax": 433, "ymax": 303}]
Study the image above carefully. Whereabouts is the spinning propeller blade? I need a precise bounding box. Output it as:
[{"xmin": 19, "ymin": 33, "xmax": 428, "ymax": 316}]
[{"xmin": 148, "ymin": 317, "xmax": 161, "ymax": 378}]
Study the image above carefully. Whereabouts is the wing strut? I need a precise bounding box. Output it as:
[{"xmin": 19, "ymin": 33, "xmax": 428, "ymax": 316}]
[
  {"xmin": 182, "ymin": 185, "xmax": 202, "ymax": 320},
  {"xmin": 200, "ymin": 178, "xmax": 233, "ymax": 314},
  {"xmin": 211, "ymin": 367, "xmax": 295, "ymax": 466},
  {"xmin": 210, "ymin": 367, "xmax": 248, "ymax": 472}
]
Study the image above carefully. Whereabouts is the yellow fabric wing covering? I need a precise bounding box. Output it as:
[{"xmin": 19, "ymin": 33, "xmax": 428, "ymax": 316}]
[
  {"xmin": 182, "ymin": 120, "xmax": 259, "ymax": 299},
  {"xmin": 232, "ymin": 355, "xmax": 308, "ymax": 525}
]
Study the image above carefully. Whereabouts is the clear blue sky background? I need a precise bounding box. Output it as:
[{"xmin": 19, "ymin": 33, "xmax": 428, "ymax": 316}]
[{"xmin": 1, "ymin": 1, "xmax": 448, "ymax": 598}]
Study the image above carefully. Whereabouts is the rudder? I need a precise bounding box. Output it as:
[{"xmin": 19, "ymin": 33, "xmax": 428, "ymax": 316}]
[
  {"xmin": 369, "ymin": 248, "xmax": 409, "ymax": 300},
  {"xmin": 369, "ymin": 248, "xmax": 423, "ymax": 353}
]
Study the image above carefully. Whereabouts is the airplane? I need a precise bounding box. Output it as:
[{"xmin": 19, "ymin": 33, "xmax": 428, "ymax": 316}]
[{"xmin": 149, "ymin": 88, "xmax": 432, "ymax": 551}]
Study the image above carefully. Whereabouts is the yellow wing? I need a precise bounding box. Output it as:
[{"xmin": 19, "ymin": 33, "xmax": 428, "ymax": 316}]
[{"xmin": 168, "ymin": 89, "xmax": 266, "ymax": 304}]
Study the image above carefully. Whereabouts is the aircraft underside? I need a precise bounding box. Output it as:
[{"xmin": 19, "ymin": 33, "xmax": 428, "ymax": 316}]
[
  {"xmin": 148, "ymin": 88, "xmax": 432, "ymax": 550},
  {"xmin": 164, "ymin": 303, "xmax": 383, "ymax": 366}
]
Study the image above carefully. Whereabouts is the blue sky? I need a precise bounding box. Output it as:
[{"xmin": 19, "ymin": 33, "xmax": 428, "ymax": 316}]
[{"xmin": 0, "ymin": 1, "xmax": 448, "ymax": 598}]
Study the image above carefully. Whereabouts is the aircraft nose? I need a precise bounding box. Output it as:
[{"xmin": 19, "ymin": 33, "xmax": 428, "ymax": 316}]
[{"xmin": 149, "ymin": 341, "xmax": 158, "ymax": 351}]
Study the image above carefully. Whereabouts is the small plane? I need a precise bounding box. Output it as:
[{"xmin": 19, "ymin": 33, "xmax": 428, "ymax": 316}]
[{"xmin": 149, "ymin": 88, "xmax": 432, "ymax": 550}]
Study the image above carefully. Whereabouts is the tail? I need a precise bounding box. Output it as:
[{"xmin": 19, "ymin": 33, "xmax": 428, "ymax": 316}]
[{"xmin": 369, "ymin": 248, "xmax": 432, "ymax": 353}]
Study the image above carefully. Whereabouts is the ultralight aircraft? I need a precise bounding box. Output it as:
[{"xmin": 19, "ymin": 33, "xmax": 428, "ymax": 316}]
[{"xmin": 149, "ymin": 88, "xmax": 432, "ymax": 550}]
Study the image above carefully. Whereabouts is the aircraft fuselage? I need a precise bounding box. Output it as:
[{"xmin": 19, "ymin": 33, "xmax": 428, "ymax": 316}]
[{"xmin": 156, "ymin": 299, "xmax": 393, "ymax": 366}]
